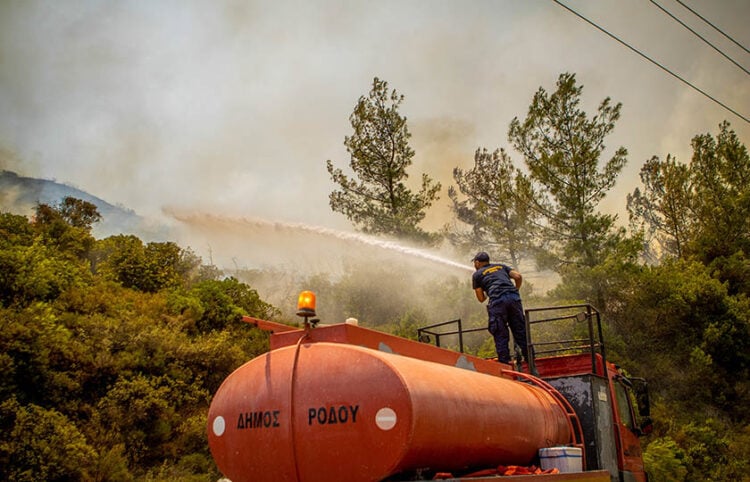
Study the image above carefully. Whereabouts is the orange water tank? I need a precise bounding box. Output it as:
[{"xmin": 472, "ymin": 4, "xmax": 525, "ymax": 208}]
[{"xmin": 207, "ymin": 342, "xmax": 571, "ymax": 482}]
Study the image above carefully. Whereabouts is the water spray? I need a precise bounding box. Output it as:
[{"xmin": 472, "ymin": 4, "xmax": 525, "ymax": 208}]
[{"xmin": 167, "ymin": 209, "xmax": 473, "ymax": 273}]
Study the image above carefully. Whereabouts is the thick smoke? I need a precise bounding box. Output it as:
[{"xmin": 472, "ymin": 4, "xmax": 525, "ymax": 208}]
[
  {"xmin": 2, "ymin": 1, "xmax": 748, "ymax": 232},
  {"xmin": 1, "ymin": 1, "xmax": 747, "ymax": 325},
  {"xmin": 166, "ymin": 208, "xmax": 559, "ymax": 326}
]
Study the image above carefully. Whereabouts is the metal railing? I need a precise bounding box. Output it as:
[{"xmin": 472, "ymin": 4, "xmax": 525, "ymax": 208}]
[
  {"xmin": 417, "ymin": 319, "xmax": 485, "ymax": 354},
  {"xmin": 417, "ymin": 304, "xmax": 607, "ymax": 376},
  {"xmin": 524, "ymin": 304, "xmax": 606, "ymax": 376}
]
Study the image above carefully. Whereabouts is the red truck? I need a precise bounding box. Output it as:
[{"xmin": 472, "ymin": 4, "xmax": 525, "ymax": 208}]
[{"xmin": 207, "ymin": 297, "xmax": 652, "ymax": 482}]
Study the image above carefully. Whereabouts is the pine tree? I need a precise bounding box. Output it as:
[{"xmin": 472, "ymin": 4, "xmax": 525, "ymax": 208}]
[
  {"xmin": 508, "ymin": 73, "xmax": 631, "ymax": 271},
  {"xmin": 326, "ymin": 77, "xmax": 441, "ymax": 245},
  {"xmin": 448, "ymin": 147, "xmax": 536, "ymax": 267},
  {"xmin": 627, "ymin": 154, "xmax": 694, "ymax": 261}
]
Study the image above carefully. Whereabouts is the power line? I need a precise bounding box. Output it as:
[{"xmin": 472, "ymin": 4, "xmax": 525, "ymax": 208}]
[
  {"xmin": 650, "ymin": 0, "xmax": 749, "ymax": 76},
  {"xmin": 551, "ymin": 0, "xmax": 749, "ymax": 124},
  {"xmin": 674, "ymin": 0, "xmax": 750, "ymax": 55}
]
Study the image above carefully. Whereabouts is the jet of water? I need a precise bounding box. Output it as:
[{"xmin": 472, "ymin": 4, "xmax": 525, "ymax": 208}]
[{"xmin": 167, "ymin": 209, "xmax": 473, "ymax": 273}]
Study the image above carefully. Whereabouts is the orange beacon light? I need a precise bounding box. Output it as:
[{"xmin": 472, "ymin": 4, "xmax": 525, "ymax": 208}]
[{"xmin": 296, "ymin": 291, "xmax": 317, "ymax": 327}]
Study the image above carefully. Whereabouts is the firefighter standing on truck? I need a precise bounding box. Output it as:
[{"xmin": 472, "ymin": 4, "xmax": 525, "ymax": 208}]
[{"xmin": 471, "ymin": 251, "xmax": 529, "ymax": 364}]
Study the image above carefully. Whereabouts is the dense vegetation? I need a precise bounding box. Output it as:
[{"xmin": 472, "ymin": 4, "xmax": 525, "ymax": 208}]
[
  {"xmin": 3, "ymin": 189, "xmax": 747, "ymax": 481},
  {"xmin": 0, "ymin": 199, "xmax": 281, "ymax": 481}
]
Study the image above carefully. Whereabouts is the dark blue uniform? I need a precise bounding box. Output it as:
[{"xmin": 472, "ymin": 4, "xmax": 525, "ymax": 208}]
[{"xmin": 472, "ymin": 263, "xmax": 528, "ymax": 363}]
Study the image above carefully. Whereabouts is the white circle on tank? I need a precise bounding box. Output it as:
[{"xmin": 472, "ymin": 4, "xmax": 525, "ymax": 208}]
[
  {"xmin": 375, "ymin": 407, "xmax": 397, "ymax": 431},
  {"xmin": 213, "ymin": 416, "xmax": 226, "ymax": 436}
]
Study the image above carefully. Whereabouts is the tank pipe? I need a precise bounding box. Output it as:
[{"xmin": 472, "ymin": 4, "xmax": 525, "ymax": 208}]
[{"xmin": 289, "ymin": 330, "xmax": 310, "ymax": 482}]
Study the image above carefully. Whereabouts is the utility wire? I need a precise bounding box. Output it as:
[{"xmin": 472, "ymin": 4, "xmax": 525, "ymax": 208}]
[
  {"xmin": 551, "ymin": 0, "xmax": 749, "ymax": 124},
  {"xmin": 674, "ymin": 0, "xmax": 750, "ymax": 55},
  {"xmin": 650, "ymin": 0, "xmax": 749, "ymax": 76}
]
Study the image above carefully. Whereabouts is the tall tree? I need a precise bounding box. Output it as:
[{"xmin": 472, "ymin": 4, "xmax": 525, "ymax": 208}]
[
  {"xmin": 326, "ymin": 77, "xmax": 441, "ymax": 244},
  {"xmin": 627, "ymin": 122, "xmax": 750, "ymax": 294},
  {"xmin": 508, "ymin": 73, "xmax": 637, "ymax": 309},
  {"xmin": 508, "ymin": 73, "xmax": 630, "ymax": 269},
  {"xmin": 448, "ymin": 147, "xmax": 536, "ymax": 267},
  {"xmin": 689, "ymin": 121, "xmax": 750, "ymax": 265},
  {"xmin": 627, "ymin": 154, "xmax": 694, "ymax": 261}
]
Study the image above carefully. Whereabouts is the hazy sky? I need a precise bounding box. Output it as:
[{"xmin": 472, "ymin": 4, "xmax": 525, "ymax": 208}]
[{"xmin": 2, "ymin": 0, "xmax": 749, "ymax": 236}]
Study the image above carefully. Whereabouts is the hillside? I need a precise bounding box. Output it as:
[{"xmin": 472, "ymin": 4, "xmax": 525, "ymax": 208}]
[{"xmin": 0, "ymin": 169, "xmax": 165, "ymax": 239}]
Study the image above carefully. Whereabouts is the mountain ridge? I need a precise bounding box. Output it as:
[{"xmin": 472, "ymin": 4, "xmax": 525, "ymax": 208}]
[{"xmin": 0, "ymin": 170, "xmax": 165, "ymax": 239}]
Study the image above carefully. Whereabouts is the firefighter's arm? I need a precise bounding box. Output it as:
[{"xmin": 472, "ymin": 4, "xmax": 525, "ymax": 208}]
[
  {"xmin": 475, "ymin": 287, "xmax": 487, "ymax": 303},
  {"xmin": 509, "ymin": 270, "xmax": 523, "ymax": 289}
]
